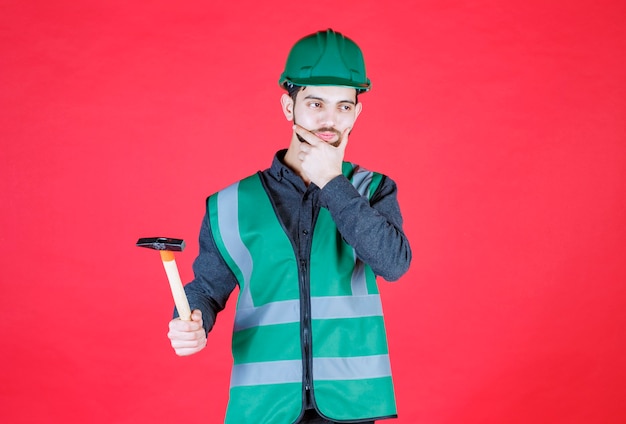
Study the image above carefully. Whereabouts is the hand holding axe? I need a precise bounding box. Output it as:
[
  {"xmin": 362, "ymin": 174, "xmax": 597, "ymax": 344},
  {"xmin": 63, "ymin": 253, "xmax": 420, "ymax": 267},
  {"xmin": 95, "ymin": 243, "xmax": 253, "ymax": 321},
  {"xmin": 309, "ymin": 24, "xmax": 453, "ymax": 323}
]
[{"xmin": 136, "ymin": 237, "xmax": 191, "ymax": 321}]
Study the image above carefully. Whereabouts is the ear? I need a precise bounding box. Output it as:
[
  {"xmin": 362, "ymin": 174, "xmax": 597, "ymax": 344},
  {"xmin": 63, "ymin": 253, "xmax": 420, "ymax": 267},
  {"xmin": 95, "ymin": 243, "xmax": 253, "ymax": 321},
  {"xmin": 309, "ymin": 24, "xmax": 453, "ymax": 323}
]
[
  {"xmin": 281, "ymin": 93, "xmax": 294, "ymax": 121},
  {"xmin": 354, "ymin": 101, "xmax": 363, "ymax": 122}
]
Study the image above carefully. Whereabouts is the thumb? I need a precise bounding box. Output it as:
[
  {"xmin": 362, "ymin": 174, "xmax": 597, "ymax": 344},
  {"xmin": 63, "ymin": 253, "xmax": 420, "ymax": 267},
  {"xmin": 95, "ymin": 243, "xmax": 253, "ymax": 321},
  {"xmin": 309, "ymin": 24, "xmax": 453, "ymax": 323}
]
[
  {"xmin": 191, "ymin": 309, "xmax": 203, "ymax": 323},
  {"xmin": 338, "ymin": 127, "xmax": 351, "ymax": 152}
]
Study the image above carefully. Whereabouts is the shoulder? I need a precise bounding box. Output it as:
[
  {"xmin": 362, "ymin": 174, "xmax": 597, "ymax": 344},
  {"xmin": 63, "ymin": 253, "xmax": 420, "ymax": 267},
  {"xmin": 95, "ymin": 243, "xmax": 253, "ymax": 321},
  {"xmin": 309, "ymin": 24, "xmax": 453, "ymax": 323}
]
[
  {"xmin": 205, "ymin": 172, "xmax": 262, "ymax": 204},
  {"xmin": 343, "ymin": 162, "xmax": 393, "ymax": 199}
]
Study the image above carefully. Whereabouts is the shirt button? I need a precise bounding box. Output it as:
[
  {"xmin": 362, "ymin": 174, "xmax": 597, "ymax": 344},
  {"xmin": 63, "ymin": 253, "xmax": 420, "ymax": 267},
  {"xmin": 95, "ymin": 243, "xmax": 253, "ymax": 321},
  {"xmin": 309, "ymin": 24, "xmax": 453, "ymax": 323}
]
[{"xmin": 302, "ymin": 229, "xmax": 309, "ymax": 235}]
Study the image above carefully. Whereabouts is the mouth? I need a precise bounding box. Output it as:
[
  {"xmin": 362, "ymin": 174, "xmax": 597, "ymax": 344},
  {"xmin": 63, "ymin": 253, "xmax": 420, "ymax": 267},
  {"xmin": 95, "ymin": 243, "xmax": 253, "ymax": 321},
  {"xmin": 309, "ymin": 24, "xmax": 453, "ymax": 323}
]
[{"xmin": 315, "ymin": 131, "xmax": 339, "ymax": 142}]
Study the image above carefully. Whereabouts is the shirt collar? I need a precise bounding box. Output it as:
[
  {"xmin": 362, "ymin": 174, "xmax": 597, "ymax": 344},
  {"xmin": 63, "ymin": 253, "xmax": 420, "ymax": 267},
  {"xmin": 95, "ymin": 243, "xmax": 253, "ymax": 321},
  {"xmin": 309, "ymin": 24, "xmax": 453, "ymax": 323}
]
[
  {"xmin": 270, "ymin": 149, "xmax": 292, "ymax": 180},
  {"xmin": 269, "ymin": 149, "xmax": 308, "ymax": 191}
]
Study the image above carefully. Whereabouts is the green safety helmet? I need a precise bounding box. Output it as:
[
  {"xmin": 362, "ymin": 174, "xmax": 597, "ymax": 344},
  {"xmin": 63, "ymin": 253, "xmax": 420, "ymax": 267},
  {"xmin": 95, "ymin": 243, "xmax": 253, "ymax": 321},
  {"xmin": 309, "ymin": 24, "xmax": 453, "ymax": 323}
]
[{"xmin": 279, "ymin": 29, "xmax": 371, "ymax": 91}]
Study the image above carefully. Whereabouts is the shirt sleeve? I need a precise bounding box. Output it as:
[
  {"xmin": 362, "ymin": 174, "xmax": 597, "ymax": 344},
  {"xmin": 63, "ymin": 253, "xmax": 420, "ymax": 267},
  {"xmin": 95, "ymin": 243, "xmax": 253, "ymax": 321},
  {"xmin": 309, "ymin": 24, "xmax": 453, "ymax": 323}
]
[
  {"xmin": 175, "ymin": 209, "xmax": 238, "ymax": 335},
  {"xmin": 317, "ymin": 174, "xmax": 412, "ymax": 281}
]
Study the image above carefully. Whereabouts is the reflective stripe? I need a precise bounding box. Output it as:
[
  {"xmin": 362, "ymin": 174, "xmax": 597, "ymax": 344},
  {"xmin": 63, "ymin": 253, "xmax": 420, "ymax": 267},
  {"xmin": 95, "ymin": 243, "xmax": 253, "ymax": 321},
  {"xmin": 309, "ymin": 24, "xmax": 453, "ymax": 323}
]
[
  {"xmin": 230, "ymin": 355, "xmax": 391, "ymax": 387},
  {"xmin": 218, "ymin": 182, "xmax": 254, "ymax": 309},
  {"xmin": 234, "ymin": 295, "xmax": 383, "ymax": 331},
  {"xmin": 351, "ymin": 253, "xmax": 367, "ymax": 296},
  {"xmin": 313, "ymin": 355, "xmax": 392, "ymax": 381},
  {"xmin": 311, "ymin": 295, "xmax": 383, "ymax": 319},
  {"xmin": 349, "ymin": 166, "xmax": 373, "ymax": 296},
  {"xmin": 350, "ymin": 166, "xmax": 374, "ymax": 197},
  {"xmin": 234, "ymin": 299, "xmax": 300, "ymax": 331},
  {"xmin": 231, "ymin": 359, "xmax": 302, "ymax": 387}
]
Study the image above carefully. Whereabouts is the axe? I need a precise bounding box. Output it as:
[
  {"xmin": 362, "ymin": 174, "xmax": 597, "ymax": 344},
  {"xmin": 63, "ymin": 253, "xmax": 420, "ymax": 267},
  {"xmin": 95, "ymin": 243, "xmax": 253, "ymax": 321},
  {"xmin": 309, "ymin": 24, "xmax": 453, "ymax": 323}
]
[{"xmin": 136, "ymin": 237, "xmax": 191, "ymax": 321}]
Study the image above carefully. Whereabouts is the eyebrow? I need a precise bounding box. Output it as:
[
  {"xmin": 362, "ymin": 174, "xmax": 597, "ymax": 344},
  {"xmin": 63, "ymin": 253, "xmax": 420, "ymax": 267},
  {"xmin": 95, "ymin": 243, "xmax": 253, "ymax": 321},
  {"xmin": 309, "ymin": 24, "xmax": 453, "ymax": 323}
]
[{"xmin": 303, "ymin": 95, "xmax": 356, "ymax": 105}]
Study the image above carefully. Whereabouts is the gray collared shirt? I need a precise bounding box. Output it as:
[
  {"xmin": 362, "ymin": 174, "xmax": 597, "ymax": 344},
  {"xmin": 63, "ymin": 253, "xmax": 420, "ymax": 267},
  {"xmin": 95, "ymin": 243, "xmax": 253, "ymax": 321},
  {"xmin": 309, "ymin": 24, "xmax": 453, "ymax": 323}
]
[{"xmin": 182, "ymin": 149, "xmax": 412, "ymax": 335}]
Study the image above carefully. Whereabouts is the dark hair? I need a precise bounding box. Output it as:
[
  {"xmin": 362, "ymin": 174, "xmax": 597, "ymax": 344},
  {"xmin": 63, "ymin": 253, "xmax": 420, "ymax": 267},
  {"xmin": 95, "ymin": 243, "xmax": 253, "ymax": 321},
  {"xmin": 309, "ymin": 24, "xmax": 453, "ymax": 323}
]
[
  {"xmin": 284, "ymin": 83, "xmax": 302, "ymax": 103},
  {"xmin": 283, "ymin": 83, "xmax": 361, "ymax": 103}
]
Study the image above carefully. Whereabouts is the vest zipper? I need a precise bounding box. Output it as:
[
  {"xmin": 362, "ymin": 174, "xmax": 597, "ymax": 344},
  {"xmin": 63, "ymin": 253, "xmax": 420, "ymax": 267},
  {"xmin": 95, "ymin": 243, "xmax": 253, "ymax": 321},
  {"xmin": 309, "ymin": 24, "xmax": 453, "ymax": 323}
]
[{"xmin": 299, "ymin": 258, "xmax": 313, "ymax": 404}]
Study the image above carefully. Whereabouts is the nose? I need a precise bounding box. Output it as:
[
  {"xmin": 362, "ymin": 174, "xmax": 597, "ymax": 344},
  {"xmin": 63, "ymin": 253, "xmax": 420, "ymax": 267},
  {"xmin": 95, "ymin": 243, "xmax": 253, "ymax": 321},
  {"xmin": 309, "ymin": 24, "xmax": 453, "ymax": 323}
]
[{"xmin": 319, "ymin": 109, "xmax": 336, "ymax": 128}]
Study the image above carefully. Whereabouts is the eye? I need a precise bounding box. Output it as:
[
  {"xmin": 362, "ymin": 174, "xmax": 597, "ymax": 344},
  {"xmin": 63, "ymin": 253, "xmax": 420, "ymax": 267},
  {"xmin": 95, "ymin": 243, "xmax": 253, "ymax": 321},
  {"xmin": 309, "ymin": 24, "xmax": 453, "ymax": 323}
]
[
  {"xmin": 308, "ymin": 102, "xmax": 322, "ymax": 109},
  {"xmin": 339, "ymin": 104, "xmax": 353, "ymax": 112}
]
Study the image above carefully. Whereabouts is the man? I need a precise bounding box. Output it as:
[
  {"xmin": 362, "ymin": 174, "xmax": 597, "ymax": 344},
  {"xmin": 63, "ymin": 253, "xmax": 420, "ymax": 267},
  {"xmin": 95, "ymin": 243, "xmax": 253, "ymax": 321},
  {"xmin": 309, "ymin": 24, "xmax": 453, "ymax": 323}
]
[{"xmin": 168, "ymin": 29, "xmax": 412, "ymax": 424}]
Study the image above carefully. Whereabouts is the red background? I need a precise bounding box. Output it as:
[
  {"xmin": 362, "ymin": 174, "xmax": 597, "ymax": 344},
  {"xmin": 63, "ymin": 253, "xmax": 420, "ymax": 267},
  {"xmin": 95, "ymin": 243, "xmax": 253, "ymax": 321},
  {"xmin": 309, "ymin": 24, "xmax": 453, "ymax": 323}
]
[{"xmin": 1, "ymin": 1, "xmax": 625, "ymax": 423}]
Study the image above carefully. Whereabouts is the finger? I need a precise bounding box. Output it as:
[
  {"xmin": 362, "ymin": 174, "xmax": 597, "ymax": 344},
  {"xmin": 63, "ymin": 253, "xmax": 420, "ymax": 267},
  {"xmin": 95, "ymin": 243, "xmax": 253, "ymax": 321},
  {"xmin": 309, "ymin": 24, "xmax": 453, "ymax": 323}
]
[
  {"xmin": 169, "ymin": 317, "xmax": 202, "ymax": 332},
  {"xmin": 191, "ymin": 309, "xmax": 202, "ymax": 323},
  {"xmin": 171, "ymin": 330, "xmax": 206, "ymax": 346},
  {"xmin": 172, "ymin": 339, "xmax": 206, "ymax": 356},
  {"xmin": 293, "ymin": 124, "xmax": 321, "ymax": 146},
  {"xmin": 174, "ymin": 347, "xmax": 203, "ymax": 357},
  {"xmin": 169, "ymin": 328, "xmax": 203, "ymax": 341},
  {"xmin": 337, "ymin": 127, "xmax": 351, "ymax": 151}
]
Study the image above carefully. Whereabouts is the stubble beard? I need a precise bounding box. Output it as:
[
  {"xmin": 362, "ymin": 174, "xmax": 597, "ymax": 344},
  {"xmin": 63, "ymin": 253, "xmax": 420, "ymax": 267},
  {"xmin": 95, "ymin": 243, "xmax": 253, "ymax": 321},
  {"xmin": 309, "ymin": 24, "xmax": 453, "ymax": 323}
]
[{"xmin": 294, "ymin": 119, "xmax": 342, "ymax": 147}]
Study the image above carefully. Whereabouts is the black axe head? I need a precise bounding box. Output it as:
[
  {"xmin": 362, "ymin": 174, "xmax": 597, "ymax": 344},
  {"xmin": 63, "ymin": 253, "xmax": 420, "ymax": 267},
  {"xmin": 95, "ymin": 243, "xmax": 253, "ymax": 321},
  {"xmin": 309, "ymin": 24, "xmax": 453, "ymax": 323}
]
[{"xmin": 136, "ymin": 237, "xmax": 185, "ymax": 251}]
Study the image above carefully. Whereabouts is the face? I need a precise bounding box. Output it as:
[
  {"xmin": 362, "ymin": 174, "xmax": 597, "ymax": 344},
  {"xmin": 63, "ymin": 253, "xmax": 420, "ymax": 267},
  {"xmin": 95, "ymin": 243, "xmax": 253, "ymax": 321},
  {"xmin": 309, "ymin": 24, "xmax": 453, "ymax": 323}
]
[{"xmin": 281, "ymin": 85, "xmax": 362, "ymax": 147}]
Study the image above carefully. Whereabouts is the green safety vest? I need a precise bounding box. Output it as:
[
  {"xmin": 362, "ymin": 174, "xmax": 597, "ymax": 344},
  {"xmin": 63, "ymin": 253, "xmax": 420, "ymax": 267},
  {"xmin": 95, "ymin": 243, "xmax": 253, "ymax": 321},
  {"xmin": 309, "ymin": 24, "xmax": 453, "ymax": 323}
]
[{"xmin": 208, "ymin": 162, "xmax": 397, "ymax": 424}]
